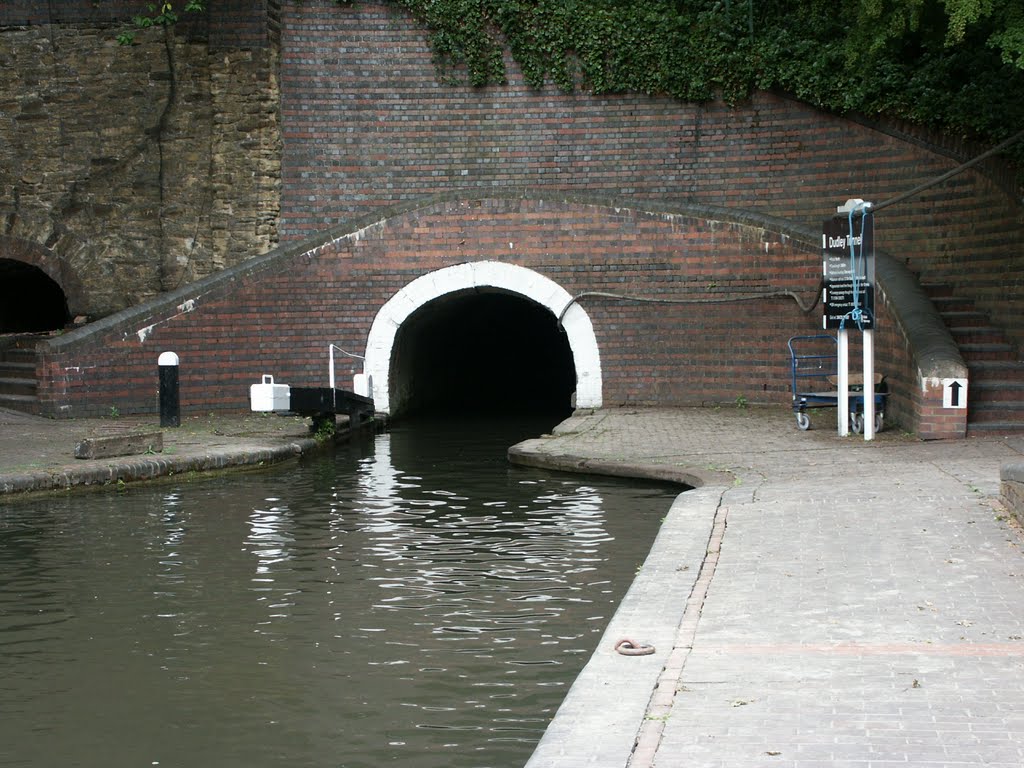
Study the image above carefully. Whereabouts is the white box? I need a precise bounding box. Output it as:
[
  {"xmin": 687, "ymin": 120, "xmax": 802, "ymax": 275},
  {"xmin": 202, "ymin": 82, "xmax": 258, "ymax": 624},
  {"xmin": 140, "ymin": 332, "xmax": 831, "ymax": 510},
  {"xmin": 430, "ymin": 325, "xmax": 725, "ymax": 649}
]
[
  {"xmin": 250, "ymin": 375, "xmax": 290, "ymax": 412},
  {"xmin": 353, "ymin": 373, "xmax": 373, "ymax": 399}
]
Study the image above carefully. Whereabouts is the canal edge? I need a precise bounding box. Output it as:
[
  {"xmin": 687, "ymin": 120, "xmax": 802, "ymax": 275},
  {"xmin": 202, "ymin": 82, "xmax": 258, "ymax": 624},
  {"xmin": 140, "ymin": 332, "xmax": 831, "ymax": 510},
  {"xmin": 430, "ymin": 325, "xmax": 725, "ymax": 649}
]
[{"xmin": 509, "ymin": 440, "xmax": 734, "ymax": 768}]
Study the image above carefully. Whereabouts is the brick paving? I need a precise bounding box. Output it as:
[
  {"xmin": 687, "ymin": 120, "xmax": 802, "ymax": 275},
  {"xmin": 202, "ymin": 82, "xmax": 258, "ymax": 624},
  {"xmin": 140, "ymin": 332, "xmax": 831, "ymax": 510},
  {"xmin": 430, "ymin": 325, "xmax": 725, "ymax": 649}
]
[
  {"xmin": 513, "ymin": 407, "xmax": 1024, "ymax": 768},
  {"xmin": 0, "ymin": 407, "xmax": 321, "ymax": 495}
]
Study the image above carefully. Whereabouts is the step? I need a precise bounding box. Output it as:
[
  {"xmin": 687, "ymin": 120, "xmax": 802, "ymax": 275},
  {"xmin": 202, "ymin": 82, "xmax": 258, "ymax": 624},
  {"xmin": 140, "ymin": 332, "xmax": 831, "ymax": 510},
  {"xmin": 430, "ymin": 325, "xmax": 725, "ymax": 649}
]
[
  {"xmin": 931, "ymin": 295, "xmax": 978, "ymax": 313},
  {"xmin": 957, "ymin": 342, "xmax": 1017, "ymax": 361},
  {"xmin": 0, "ymin": 360, "xmax": 35, "ymax": 377},
  {"xmin": 966, "ymin": 421, "xmax": 1024, "ymax": 436},
  {"xmin": 971, "ymin": 380, "xmax": 1024, "ymax": 402},
  {"xmin": 967, "ymin": 421, "xmax": 1024, "ymax": 436},
  {"xmin": 948, "ymin": 326, "xmax": 1011, "ymax": 346},
  {"xmin": 967, "ymin": 400, "xmax": 1024, "ymax": 424},
  {"xmin": 962, "ymin": 397, "xmax": 1024, "ymax": 434},
  {"xmin": 1, "ymin": 347, "xmax": 38, "ymax": 365},
  {"xmin": 921, "ymin": 282, "xmax": 955, "ymax": 299},
  {"xmin": 968, "ymin": 360, "xmax": 1024, "ymax": 383},
  {"xmin": 940, "ymin": 309, "xmax": 990, "ymax": 326},
  {"xmin": 0, "ymin": 375, "xmax": 37, "ymax": 397},
  {"xmin": 0, "ymin": 392, "xmax": 39, "ymax": 414}
]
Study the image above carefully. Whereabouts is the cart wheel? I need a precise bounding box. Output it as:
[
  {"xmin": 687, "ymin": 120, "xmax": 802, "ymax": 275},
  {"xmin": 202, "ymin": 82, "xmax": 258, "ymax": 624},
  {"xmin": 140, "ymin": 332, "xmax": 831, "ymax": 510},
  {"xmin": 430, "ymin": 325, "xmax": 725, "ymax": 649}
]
[
  {"xmin": 796, "ymin": 412, "xmax": 810, "ymax": 430},
  {"xmin": 850, "ymin": 412, "xmax": 864, "ymax": 434},
  {"xmin": 875, "ymin": 412, "xmax": 884, "ymax": 433}
]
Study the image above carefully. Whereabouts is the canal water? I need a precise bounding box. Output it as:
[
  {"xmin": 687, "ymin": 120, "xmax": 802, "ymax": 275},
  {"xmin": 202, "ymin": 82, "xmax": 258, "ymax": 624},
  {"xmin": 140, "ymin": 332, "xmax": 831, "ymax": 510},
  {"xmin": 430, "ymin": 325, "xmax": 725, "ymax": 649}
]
[{"xmin": 0, "ymin": 417, "xmax": 678, "ymax": 768}]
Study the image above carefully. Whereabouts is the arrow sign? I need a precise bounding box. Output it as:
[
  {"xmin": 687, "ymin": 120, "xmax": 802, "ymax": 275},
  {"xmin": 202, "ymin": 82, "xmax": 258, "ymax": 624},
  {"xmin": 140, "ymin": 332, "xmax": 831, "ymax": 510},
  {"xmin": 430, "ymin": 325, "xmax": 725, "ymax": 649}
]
[
  {"xmin": 949, "ymin": 381, "xmax": 962, "ymax": 407},
  {"xmin": 942, "ymin": 378, "xmax": 968, "ymax": 409}
]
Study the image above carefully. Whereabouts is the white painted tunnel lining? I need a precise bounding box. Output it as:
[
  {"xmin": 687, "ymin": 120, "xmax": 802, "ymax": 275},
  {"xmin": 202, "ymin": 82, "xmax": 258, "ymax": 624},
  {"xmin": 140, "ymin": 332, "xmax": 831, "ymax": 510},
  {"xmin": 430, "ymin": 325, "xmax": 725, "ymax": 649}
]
[{"xmin": 362, "ymin": 261, "xmax": 603, "ymax": 415}]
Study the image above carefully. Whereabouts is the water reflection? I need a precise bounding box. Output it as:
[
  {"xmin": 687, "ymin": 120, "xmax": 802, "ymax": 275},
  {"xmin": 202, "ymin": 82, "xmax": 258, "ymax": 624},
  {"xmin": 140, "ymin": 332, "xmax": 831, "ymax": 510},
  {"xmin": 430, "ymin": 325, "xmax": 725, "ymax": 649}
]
[{"xmin": 0, "ymin": 420, "xmax": 676, "ymax": 768}]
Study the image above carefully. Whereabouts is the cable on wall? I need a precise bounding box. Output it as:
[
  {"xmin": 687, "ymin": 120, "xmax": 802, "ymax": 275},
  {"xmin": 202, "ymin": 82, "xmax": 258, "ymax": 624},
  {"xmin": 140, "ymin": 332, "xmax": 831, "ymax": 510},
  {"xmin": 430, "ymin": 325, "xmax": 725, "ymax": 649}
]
[{"xmin": 557, "ymin": 285, "xmax": 822, "ymax": 331}]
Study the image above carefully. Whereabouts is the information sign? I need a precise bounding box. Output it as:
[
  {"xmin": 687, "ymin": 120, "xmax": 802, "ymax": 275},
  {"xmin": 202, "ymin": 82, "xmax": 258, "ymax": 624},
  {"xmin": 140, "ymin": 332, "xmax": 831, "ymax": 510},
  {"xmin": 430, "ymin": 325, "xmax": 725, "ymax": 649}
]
[{"xmin": 822, "ymin": 213, "xmax": 874, "ymax": 330}]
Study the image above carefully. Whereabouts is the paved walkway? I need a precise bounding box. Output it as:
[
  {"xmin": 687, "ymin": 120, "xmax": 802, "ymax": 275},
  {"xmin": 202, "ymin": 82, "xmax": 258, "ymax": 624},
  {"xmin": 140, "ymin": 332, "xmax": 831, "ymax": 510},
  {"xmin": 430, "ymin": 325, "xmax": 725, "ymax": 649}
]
[
  {"xmin": 511, "ymin": 407, "xmax": 1024, "ymax": 768},
  {"xmin": 0, "ymin": 407, "xmax": 323, "ymax": 495},
  {"xmin": 2, "ymin": 404, "xmax": 1023, "ymax": 767}
]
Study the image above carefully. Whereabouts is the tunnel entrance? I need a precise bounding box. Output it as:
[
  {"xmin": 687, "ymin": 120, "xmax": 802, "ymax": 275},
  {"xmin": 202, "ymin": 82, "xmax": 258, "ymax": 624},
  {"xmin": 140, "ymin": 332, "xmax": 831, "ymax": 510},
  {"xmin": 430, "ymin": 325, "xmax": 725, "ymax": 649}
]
[
  {"xmin": 389, "ymin": 290, "xmax": 577, "ymax": 420},
  {"xmin": 0, "ymin": 258, "xmax": 70, "ymax": 333}
]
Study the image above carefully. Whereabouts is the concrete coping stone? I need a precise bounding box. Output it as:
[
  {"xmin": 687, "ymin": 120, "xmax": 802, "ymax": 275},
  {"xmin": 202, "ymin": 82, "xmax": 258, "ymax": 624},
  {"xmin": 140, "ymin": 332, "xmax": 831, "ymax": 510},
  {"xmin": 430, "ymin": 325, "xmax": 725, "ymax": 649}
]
[
  {"xmin": 523, "ymin": 484, "xmax": 729, "ymax": 768},
  {"xmin": 1000, "ymin": 461, "xmax": 1024, "ymax": 483}
]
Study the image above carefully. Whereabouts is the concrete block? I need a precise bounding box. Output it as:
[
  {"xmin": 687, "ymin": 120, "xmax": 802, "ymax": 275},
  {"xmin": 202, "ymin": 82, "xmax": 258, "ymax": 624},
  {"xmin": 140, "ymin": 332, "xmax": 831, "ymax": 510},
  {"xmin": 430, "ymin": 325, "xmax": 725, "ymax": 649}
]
[{"xmin": 74, "ymin": 431, "xmax": 163, "ymax": 460}]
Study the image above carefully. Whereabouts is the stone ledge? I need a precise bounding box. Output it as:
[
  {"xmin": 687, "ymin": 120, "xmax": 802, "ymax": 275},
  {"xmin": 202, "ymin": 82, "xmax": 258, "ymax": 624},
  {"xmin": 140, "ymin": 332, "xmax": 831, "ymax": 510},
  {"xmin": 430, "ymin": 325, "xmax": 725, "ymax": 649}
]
[
  {"xmin": 74, "ymin": 431, "xmax": 163, "ymax": 460},
  {"xmin": 1, "ymin": 439, "xmax": 317, "ymax": 495},
  {"xmin": 1000, "ymin": 462, "xmax": 1024, "ymax": 524}
]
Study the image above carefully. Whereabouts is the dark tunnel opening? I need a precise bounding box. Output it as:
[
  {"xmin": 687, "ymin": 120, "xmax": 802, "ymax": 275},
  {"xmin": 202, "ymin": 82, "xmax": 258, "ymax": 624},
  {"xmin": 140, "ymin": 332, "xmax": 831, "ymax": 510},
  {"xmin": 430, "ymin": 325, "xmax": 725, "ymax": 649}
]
[
  {"xmin": 389, "ymin": 290, "xmax": 577, "ymax": 421},
  {"xmin": 0, "ymin": 259, "xmax": 71, "ymax": 333}
]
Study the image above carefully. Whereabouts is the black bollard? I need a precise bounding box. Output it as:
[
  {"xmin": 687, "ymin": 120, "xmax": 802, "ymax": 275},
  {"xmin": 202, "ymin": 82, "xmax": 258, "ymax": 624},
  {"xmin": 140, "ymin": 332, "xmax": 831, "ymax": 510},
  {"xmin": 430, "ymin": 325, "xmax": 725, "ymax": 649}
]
[{"xmin": 158, "ymin": 351, "xmax": 180, "ymax": 427}]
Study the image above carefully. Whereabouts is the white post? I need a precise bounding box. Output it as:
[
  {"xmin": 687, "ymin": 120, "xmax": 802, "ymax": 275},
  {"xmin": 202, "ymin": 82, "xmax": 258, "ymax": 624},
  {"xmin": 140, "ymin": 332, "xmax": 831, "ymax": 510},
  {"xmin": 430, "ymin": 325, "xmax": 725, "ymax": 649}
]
[
  {"xmin": 329, "ymin": 345, "xmax": 336, "ymax": 391},
  {"xmin": 862, "ymin": 329, "xmax": 875, "ymax": 440},
  {"xmin": 838, "ymin": 329, "xmax": 850, "ymax": 436}
]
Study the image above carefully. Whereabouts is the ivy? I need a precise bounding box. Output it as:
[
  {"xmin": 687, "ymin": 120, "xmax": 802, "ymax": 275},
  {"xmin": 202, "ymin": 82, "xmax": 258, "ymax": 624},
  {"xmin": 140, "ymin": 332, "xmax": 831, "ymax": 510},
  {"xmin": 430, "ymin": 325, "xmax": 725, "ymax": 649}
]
[
  {"xmin": 381, "ymin": 0, "xmax": 1024, "ymax": 150},
  {"xmin": 120, "ymin": 0, "xmax": 1024, "ymax": 152},
  {"xmin": 117, "ymin": 1, "xmax": 206, "ymax": 45}
]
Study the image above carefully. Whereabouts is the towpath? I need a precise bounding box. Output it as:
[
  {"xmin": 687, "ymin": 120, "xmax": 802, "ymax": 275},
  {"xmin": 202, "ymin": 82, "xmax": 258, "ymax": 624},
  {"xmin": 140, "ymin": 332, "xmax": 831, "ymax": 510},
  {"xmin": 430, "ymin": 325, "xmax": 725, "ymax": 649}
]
[{"xmin": 510, "ymin": 407, "xmax": 1024, "ymax": 768}]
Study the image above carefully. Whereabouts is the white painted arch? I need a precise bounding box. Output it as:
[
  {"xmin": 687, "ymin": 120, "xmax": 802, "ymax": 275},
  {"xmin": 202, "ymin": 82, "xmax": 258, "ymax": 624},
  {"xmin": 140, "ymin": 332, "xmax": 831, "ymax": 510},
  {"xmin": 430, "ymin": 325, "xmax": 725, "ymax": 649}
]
[{"xmin": 360, "ymin": 261, "xmax": 602, "ymax": 415}]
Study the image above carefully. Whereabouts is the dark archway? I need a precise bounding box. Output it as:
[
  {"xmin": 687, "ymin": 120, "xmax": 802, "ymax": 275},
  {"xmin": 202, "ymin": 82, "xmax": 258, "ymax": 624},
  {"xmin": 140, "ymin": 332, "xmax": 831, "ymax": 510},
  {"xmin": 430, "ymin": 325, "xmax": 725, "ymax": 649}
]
[
  {"xmin": 0, "ymin": 258, "xmax": 70, "ymax": 333},
  {"xmin": 389, "ymin": 290, "xmax": 576, "ymax": 420}
]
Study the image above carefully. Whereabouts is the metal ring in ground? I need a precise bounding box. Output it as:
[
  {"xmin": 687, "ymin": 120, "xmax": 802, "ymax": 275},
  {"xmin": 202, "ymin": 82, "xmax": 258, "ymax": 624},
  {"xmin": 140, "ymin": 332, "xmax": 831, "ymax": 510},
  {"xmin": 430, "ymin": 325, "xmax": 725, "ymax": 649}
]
[{"xmin": 614, "ymin": 638, "xmax": 655, "ymax": 656}]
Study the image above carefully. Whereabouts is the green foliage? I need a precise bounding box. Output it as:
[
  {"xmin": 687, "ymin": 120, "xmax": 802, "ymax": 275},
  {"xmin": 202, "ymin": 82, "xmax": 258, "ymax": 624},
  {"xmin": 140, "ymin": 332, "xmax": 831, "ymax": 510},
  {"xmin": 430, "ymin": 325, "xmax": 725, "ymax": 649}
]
[
  {"xmin": 122, "ymin": 0, "xmax": 1024, "ymax": 150},
  {"xmin": 382, "ymin": 0, "xmax": 1024, "ymax": 147},
  {"xmin": 313, "ymin": 417, "xmax": 336, "ymax": 443},
  {"xmin": 118, "ymin": 1, "xmax": 206, "ymax": 45}
]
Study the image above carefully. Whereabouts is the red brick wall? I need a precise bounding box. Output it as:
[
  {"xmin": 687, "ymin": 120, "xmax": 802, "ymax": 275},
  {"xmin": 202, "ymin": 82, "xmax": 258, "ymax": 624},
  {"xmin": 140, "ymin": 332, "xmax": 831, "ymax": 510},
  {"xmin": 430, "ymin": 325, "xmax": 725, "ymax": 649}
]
[
  {"xmin": 279, "ymin": 2, "xmax": 1022, "ymax": 352},
  {"xmin": 38, "ymin": 198, "xmax": 827, "ymax": 418},
  {"xmin": 22, "ymin": 0, "xmax": 1014, "ymax": 440}
]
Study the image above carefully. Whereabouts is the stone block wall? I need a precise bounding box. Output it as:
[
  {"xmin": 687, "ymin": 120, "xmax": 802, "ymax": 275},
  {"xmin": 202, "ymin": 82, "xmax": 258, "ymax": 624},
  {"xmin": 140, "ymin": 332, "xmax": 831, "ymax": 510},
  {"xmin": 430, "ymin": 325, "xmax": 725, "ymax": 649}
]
[{"xmin": 0, "ymin": 1, "xmax": 280, "ymax": 318}]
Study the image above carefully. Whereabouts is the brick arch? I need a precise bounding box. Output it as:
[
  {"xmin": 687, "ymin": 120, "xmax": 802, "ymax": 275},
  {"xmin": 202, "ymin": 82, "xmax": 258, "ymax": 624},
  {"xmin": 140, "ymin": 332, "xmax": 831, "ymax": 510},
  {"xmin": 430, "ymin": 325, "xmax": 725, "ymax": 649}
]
[
  {"xmin": 0, "ymin": 230, "xmax": 87, "ymax": 317},
  {"xmin": 362, "ymin": 261, "xmax": 602, "ymax": 415}
]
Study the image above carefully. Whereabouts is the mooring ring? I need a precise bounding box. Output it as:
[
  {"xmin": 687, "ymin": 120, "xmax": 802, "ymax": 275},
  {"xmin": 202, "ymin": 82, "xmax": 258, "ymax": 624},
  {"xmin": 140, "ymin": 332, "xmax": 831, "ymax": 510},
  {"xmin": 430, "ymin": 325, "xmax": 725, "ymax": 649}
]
[{"xmin": 614, "ymin": 637, "xmax": 655, "ymax": 656}]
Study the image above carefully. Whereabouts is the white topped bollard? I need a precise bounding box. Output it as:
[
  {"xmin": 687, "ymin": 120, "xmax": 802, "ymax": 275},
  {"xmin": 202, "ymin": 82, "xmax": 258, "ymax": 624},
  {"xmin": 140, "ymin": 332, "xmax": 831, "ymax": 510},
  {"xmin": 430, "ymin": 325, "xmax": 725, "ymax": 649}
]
[{"xmin": 158, "ymin": 351, "xmax": 180, "ymax": 428}]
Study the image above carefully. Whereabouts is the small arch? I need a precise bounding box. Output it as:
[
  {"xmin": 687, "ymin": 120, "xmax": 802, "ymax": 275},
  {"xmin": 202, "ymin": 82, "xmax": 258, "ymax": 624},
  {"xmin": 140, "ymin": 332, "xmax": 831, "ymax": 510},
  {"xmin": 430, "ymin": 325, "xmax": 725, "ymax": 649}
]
[
  {"xmin": 363, "ymin": 261, "xmax": 602, "ymax": 415},
  {"xmin": 0, "ymin": 258, "xmax": 71, "ymax": 333}
]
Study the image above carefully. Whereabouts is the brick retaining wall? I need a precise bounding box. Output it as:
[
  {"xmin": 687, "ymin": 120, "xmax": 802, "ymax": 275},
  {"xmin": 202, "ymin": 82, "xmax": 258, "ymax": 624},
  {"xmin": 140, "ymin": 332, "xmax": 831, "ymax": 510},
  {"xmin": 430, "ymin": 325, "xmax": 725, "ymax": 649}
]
[
  {"xmin": 1, "ymin": 1, "xmax": 1014, "ymax": 439},
  {"xmin": 38, "ymin": 195, "xmax": 964, "ymax": 437},
  {"xmin": 37, "ymin": 198, "xmax": 821, "ymax": 418},
  {"xmin": 280, "ymin": 2, "xmax": 1022, "ymax": 353}
]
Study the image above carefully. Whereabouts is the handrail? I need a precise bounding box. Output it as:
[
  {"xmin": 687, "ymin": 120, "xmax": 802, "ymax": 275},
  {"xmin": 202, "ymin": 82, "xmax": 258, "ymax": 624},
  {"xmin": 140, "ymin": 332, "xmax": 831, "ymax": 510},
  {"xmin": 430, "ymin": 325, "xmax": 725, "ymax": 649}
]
[{"xmin": 328, "ymin": 344, "xmax": 364, "ymax": 391}]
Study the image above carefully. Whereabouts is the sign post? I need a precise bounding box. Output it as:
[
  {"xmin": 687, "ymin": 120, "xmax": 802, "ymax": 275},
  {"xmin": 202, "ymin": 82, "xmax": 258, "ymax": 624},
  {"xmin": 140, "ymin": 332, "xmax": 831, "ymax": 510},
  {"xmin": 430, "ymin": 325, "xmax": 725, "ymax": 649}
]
[{"xmin": 823, "ymin": 200, "xmax": 875, "ymax": 440}]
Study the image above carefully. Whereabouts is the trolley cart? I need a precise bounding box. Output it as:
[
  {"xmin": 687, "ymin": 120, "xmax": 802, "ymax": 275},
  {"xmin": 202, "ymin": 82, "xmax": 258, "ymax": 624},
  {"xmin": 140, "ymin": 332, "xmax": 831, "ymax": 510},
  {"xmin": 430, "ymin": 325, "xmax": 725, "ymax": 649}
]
[{"xmin": 788, "ymin": 334, "xmax": 888, "ymax": 432}]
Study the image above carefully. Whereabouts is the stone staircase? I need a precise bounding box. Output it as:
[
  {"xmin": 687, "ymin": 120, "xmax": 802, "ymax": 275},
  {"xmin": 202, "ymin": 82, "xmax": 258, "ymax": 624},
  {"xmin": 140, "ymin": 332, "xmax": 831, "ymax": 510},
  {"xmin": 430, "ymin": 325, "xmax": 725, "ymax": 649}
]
[
  {"xmin": 0, "ymin": 336, "xmax": 40, "ymax": 415},
  {"xmin": 924, "ymin": 284, "xmax": 1024, "ymax": 435}
]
